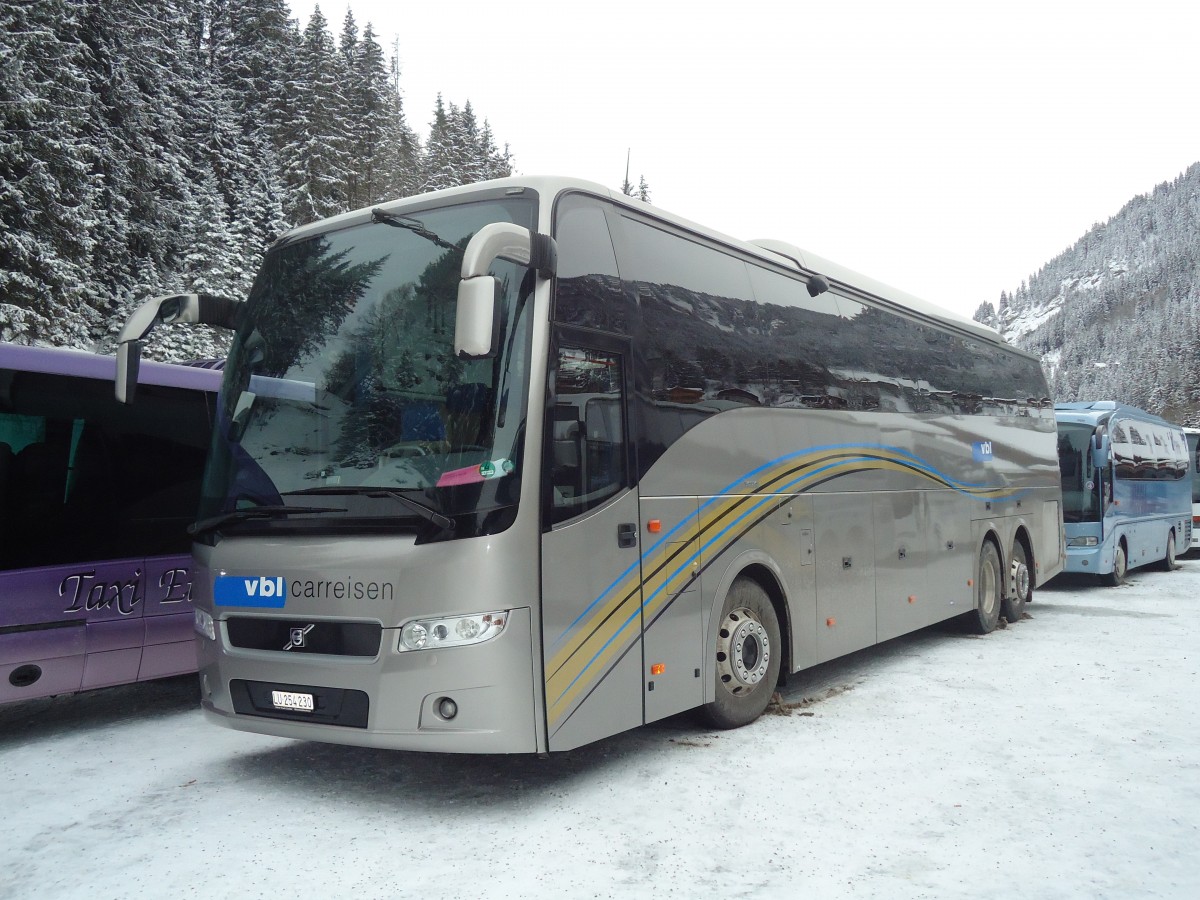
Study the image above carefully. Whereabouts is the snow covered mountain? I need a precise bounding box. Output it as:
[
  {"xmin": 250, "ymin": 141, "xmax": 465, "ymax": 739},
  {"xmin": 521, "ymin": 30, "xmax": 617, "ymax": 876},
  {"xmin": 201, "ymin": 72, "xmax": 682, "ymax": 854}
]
[{"xmin": 973, "ymin": 162, "xmax": 1200, "ymax": 425}]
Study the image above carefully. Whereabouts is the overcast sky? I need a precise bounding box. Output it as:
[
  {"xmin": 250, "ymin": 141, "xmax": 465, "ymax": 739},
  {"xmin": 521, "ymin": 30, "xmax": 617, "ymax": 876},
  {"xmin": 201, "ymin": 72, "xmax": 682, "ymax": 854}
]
[{"xmin": 288, "ymin": 0, "xmax": 1200, "ymax": 321}]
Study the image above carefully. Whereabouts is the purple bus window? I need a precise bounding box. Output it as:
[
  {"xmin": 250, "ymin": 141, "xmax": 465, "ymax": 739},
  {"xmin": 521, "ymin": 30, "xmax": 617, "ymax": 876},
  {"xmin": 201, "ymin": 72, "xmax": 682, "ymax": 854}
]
[{"xmin": 0, "ymin": 343, "xmax": 219, "ymax": 704}]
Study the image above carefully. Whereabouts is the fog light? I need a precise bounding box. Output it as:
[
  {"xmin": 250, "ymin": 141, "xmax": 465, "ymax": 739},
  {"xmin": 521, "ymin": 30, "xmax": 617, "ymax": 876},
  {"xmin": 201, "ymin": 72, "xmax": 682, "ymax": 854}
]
[{"xmin": 437, "ymin": 697, "xmax": 458, "ymax": 719}]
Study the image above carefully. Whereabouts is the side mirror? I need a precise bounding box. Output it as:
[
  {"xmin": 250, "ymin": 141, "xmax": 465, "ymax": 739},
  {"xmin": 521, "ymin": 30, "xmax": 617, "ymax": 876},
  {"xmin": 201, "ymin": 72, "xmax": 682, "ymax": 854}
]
[
  {"xmin": 115, "ymin": 293, "xmax": 241, "ymax": 402},
  {"xmin": 1090, "ymin": 434, "xmax": 1109, "ymax": 469},
  {"xmin": 455, "ymin": 223, "xmax": 555, "ymax": 358}
]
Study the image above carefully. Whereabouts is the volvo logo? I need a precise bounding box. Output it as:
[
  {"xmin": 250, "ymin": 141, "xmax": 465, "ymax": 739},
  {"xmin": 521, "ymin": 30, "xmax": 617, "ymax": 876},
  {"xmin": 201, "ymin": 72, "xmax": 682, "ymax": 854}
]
[{"xmin": 283, "ymin": 624, "xmax": 316, "ymax": 651}]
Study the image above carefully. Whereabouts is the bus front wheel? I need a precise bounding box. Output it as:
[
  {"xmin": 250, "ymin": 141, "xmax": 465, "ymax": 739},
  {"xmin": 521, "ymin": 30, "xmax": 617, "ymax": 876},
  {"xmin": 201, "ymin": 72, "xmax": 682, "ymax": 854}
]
[
  {"xmin": 701, "ymin": 578, "xmax": 781, "ymax": 729},
  {"xmin": 964, "ymin": 541, "xmax": 1002, "ymax": 635},
  {"xmin": 1102, "ymin": 542, "xmax": 1127, "ymax": 586},
  {"xmin": 1159, "ymin": 531, "xmax": 1179, "ymax": 571}
]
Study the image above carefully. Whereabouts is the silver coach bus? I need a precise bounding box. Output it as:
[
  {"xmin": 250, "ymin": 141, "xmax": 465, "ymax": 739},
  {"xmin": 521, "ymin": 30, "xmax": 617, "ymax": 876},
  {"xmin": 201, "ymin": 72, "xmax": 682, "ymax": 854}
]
[{"xmin": 116, "ymin": 176, "xmax": 1064, "ymax": 753}]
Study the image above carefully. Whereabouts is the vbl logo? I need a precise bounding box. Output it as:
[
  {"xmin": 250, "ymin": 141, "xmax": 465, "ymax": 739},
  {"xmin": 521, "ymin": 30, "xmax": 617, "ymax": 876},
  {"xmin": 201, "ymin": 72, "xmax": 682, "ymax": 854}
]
[
  {"xmin": 973, "ymin": 441, "xmax": 994, "ymax": 462},
  {"xmin": 214, "ymin": 575, "xmax": 287, "ymax": 608}
]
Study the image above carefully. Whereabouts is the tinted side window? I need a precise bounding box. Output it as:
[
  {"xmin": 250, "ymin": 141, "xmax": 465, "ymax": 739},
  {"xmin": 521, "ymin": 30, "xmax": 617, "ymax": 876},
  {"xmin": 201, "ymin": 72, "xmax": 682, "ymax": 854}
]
[
  {"xmin": 552, "ymin": 195, "xmax": 630, "ymax": 334},
  {"xmin": 1128, "ymin": 425, "xmax": 1154, "ymax": 479},
  {"xmin": 614, "ymin": 217, "xmax": 760, "ymax": 473},
  {"xmin": 0, "ymin": 371, "xmax": 212, "ymax": 570},
  {"xmin": 828, "ymin": 296, "xmax": 1047, "ymax": 414},
  {"xmin": 1110, "ymin": 421, "xmax": 1135, "ymax": 478},
  {"xmin": 606, "ymin": 209, "xmax": 1051, "ymax": 471},
  {"xmin": 745, "ymin": 266, "xmax": 855, "ymax": 409},
  {"xmin": 547, "ymin": 344, "xmax": 628, "ymax": 525},
  {"xmin": 621, "ymin": 216, "xmax": 757, "ymax": 405}
]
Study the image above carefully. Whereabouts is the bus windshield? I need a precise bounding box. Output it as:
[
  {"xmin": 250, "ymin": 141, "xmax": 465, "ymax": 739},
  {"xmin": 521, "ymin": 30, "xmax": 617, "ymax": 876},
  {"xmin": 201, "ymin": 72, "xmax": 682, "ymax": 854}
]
[
  {"xmin": 1187, "ymin": 431, "xmax": 1200, "ymax": 503},
  {"xmin": 1057, "ymin": 421, "xmax": 1102, "ymax": 523},
  {"xmin": 199, "ymin": 197, "xmax": 536, "ymax": 538}
]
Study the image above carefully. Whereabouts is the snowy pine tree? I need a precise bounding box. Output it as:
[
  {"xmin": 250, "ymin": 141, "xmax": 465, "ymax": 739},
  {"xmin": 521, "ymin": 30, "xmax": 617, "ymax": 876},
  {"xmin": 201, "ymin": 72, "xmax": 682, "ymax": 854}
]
[
  {"xmin": 1, "ymin": 0, "xmax": 514, "ymax": 358},
  {"xmin": 0, "ymin": 0, "xmax": 98, "ymax": 345}
]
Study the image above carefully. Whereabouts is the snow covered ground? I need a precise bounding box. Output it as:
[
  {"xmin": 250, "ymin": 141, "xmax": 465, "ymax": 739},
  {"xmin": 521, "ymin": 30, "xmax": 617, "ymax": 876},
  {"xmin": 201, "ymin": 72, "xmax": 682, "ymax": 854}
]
[{"xmin": 3, "ymin": 561, "xmax": 1198, "ymax": 900}]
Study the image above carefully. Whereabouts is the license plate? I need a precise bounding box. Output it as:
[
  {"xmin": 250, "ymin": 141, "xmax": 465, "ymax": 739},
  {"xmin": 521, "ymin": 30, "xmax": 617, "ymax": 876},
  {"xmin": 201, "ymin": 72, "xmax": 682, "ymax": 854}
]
[{"xmin": 271, "ymin": 690, "xmax": 314, "ymax": 712}]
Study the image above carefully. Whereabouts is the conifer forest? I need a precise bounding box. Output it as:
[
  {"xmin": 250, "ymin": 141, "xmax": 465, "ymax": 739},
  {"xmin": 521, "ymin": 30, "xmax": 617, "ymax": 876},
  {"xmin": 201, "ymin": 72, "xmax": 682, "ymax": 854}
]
[
  {"xmin": 973, "ymin": 162, "xmax": 1200, "ymax": 425},
  {"xmin": 2, "ymin": 0, "xmax": 511, "ymax": 360},
  {"xmin": 4, "ymin": 3, "xmax": 1200, "ymax": 424}
]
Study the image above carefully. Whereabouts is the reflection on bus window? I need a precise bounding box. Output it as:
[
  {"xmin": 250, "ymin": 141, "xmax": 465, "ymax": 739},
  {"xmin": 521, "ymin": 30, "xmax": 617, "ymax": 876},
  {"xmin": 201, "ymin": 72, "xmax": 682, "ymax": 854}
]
[{"xmin": 549, "ymin": 345, "xmax": 626, "ymax": 524}]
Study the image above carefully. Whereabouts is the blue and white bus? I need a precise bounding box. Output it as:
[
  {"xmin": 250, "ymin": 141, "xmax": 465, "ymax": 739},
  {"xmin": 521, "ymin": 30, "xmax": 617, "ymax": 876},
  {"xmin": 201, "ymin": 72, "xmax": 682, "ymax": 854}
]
[{"xmin": 1055, "ymin": 402, "xmax": 1191, "ymax": 584}]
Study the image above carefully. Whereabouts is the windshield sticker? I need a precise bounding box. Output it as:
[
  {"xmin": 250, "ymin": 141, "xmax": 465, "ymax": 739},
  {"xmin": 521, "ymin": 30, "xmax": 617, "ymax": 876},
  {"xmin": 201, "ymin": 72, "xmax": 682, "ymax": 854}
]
[{"xmin": 436, "ymin": 459, "xmax": 513, "ymax": 487}]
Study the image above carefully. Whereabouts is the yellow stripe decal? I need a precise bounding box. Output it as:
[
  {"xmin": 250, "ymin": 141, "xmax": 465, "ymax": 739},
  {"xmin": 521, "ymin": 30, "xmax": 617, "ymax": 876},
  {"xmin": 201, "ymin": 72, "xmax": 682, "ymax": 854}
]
[{"xmin": 546, "ymin": 443, "xmax": 1018, "ymax": 730}]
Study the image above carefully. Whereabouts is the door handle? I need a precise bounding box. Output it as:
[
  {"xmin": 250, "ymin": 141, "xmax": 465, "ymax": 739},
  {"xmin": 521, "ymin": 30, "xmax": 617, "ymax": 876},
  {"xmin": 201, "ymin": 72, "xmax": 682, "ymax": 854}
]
[{"xmin": 617, "ymin": 523, "xmax": 637, "ymax": 549}]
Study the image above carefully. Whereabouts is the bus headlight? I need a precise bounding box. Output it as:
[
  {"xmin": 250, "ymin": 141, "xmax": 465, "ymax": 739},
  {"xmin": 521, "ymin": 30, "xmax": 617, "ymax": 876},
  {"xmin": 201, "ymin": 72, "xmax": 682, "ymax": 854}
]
[
  {"xmin": 398, "ymin": 611, "xmax": 509, "ymax": 652},
  {"xmin": 194, "ymin": 608, "xmax": 216, "ymax": 641},
  {"xmin": 1067, "ymin": 536, "xmax": 1099, "ymax": 547}
]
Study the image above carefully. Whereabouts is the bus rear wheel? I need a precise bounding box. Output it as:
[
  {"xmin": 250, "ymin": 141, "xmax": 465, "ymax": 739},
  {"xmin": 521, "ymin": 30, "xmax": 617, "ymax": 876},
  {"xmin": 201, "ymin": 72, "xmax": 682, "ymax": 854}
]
[
  {"xmin": 1002, "ymin": 541, "xmax": 1032, "ymax": 622},
  {"xmin": 963, "ymin": 541, "xmax": 1002, "ymax": 635},
  {"xmin": 1102, "ymin": 541, "xmax": 1127, "ymax": 586},
  {"xmin": 701, "ymin": 578, "xmax": 781, "ymax": 729}
]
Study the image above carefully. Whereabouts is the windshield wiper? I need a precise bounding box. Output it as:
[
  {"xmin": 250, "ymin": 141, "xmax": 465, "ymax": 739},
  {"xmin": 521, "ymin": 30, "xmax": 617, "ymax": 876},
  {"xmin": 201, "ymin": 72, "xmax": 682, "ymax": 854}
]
[
  {"xmin": 188, "ymin": 505, "xmax": 346, "ymax": 537},
  {"xmin": 365, "ymin": 489, "xmax": 455, "ymax": 532},
  {"xmin": 286, "ymin": 486, "xmax": 455, "ymax": 533},
  {"xmin": 371, "ymin": 209, "xmax": 462, "ymax": 253}
]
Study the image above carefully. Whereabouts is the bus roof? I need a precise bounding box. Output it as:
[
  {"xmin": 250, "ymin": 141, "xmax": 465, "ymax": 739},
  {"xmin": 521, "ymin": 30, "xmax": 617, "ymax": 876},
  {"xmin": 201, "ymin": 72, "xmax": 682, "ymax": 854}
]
[
  {"xmin": 0, "ymin": 342, "xmax": 222, "ymax": 392},
  {"xmin": 1054, "ymin": 401, "xmax": 1182, "ymax": 430},
  {"xmin": 273, "ymin": 175, "xmax": 1008, "ymax": 348}
]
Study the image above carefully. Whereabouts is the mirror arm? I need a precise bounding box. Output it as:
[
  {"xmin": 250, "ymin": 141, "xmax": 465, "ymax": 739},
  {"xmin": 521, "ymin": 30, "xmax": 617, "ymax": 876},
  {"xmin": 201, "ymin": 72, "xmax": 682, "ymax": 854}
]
[
  {"xmin": 530, "ymin": 233, "xmax": 557, "ymax": 279},
  {"xmin": 460, "ymin": 223, "xmax": 531, "ymax": 279},
  {"xmin": 114, "ymin": 292, "xmax": 241, "ymax": 403}
]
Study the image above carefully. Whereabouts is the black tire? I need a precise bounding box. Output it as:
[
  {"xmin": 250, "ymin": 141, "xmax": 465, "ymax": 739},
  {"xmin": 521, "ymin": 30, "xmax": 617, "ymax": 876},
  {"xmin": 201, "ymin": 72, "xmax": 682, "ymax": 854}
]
[
  {"xmin": 1159, "ymin": 530, "xmax": 1179, "ymax": 571},
  {"xmin": 1101, "ymin": 541, "xmax": 1127, "ymax": 586},
  {"xmin": 1002, "ymin": 541, "xmax": 1032, "ymax": 622},
  {"xmin": 963, "ymin": 541, "xmax": 1002, "ymax": 635},
  {"xmin": 700, "ymin": 578, "xmax": 782, "ymax": 729}
]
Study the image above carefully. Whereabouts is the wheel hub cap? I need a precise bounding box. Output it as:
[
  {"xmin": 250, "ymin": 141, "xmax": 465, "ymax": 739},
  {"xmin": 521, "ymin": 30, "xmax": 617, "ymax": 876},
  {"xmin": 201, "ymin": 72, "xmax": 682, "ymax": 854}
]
[
  {"xmin": 716, "ymin": 607, "xmax": 771, "ymax": 695},
  {"xmin": 1011, "ymin": 559, "xmax": 1030, "ymax": 601}
]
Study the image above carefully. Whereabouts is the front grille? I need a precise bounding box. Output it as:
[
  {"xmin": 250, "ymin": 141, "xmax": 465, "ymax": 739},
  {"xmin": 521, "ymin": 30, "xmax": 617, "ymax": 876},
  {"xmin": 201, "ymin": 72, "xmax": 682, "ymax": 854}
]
[
  {"xmin": 225, "ymin": 617, "xmax": 382, "ymax": 656},
  {"xmin": 231, "ymin": 679, "xmax": 369, "ymax": 728}
]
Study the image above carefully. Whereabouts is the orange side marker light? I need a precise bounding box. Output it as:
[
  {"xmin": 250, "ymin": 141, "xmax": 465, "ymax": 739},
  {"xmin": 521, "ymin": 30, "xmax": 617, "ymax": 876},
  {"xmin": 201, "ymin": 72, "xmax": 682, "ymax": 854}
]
[
  {"xmin": 650, "ymin": 663, "xmax": 665, "ymax": 675},
  {"xmin": 647, "ymin": 519, "xmax": 662, "ymax": 533},
  {"xmin": 826, "ymin": 617, "xmax": 836, "ymax": 628}
]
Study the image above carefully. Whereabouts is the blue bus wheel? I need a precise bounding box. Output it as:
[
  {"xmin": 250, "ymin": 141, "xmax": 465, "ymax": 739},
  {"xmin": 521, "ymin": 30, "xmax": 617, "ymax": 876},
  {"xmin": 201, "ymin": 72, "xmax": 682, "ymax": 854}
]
[
  {"xmin": 1159, "ymin": 531, "xmax": 1179, "ymax": 572},
  {"xmin": 1102, "ymin": 542, "xmax": 1127, "ymax": 587}
]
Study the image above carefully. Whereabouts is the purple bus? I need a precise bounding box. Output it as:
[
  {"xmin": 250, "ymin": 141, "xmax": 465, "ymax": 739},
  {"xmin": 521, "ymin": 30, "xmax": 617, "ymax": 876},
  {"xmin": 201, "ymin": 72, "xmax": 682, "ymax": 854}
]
[{"xmin": 1, "ymin": 342, "xmax": 220, "ymax": 704}]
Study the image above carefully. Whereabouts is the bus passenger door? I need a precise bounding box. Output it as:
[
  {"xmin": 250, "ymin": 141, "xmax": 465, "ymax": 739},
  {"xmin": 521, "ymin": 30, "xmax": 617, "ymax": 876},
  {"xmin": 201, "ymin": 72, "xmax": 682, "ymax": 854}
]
[
  {"xmin": 541, "ymin": 335, "xmax": 644, "ymax": 751},
  {"xmin": 640, "ymin": 497, "xmax": 703, "ymax": 723}
]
